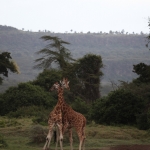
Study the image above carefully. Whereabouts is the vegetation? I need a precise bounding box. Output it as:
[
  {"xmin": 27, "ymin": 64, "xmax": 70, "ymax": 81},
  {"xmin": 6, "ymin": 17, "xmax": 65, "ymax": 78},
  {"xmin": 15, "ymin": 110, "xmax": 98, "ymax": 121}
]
[
  {"xmin": 34, "ymin": 35, "xmax": 75, "ymax": 70},
  {"xmin": 0, "ymin": 29, "xmax": 149, "ymax": 129},
  {"xmin": 0, "ymin": 82, "xmax": 56, "ymax": 116},
  {"xmin": 0, "ymin": 117, "xmax": 150, "ymax": 150},
  {"xmin": 73, "ymin": 54, "xmax": 103, "ymax": 102},
  {"xmin": 91, "ymin": 89, "xmax": 144, "ymax": 125},
  {"xmin": 0, "ymin": 52, "xmax": 20, "ymax": 84},
  {"xmin": 0, "ymin": 25, "xmax": 149, "ymax": 94},
  {"xmin": 0, "ymin": 20, "xmax": 150, "ymax": 149},
  {"xmin": 0, "ymin": 133, "xmax": 8, "ymax": 148}
]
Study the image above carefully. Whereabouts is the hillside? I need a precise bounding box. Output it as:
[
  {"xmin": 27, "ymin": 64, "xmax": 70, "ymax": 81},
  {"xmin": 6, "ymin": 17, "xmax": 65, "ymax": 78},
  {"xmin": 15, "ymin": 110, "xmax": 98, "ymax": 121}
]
[{"xmin": 0, "ymin": 25, "xmax": 150, "ymax": 95}]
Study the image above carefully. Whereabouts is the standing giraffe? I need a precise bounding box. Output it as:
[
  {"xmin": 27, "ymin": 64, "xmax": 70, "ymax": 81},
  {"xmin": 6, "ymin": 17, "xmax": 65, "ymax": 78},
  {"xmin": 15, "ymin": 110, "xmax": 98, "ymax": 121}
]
[
  {"xmin": 53, "ymin": 78, "xmax": 86, "ymax": 150},
  {"xmin": 42, "ymin": 81, "xmax": 69, "ymax": 150}
]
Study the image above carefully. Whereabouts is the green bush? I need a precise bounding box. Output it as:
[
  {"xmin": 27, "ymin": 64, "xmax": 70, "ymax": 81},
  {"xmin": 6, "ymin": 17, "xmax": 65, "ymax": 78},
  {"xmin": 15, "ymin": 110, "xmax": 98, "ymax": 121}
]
[
  {"xmin": 0, "ymin": 82, "xmax": 56, "ymax": 116},
  {"xmin": 136, "ymin": 113, "xmax": 150, "ymax": 130},
  {"xmin": 71, "ymin": 97, "xmax": 89, "ymax": 117},
  {"xmin": 0, "ymin": 118, "xmax": 21, "ymax": 128},
  {"xmin": 136, "ymin": 109, "xmax": 150, "ymax": 130},
  {"xmin": 7, "ymin": 105, "xmax": 51, "ymax": 119},
  {"xmin": 29, "ymin": 125, "xmax": 47, "ymax": 144},
  {"xmin": 0, "ymin": 134, "xmax": 8, "ymax": 148},
  {"xmin": 32, "ymin": 108, "xmax": 51, "ymax": 126},
  {"xmin": 91, "ymin": 89, "xmax": 145, "ymax": 125},
  {"xmin": 31, "ymin": 69, "xmax": 62, "ymax": 91}
]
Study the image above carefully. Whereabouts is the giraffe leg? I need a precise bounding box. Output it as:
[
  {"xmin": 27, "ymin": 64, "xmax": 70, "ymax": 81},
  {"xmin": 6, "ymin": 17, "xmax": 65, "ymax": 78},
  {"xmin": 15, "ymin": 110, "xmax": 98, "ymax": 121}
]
[
  {"xmin": 57, "ymin": 123, "xmax": 63, "ymax": 150},
  {"xmin": 43, "ymin": 129, "xmax": 53, "ymax": 150},
  {"xmin": 77, "ymin": 128, "xmax": 86, "ymax": 150},
  {"xmin": 82, "ymin": 137, "xmax": 85, "ymax": 150},
  {"xmin": 43, "ymin": 122, "xmax": 55, "ymax": 150},
  {"xmin": 68, "ymin": 128, "xmax": 73, "ymax": 150},
  {"xmin": 81, "ymin": 127, "xmax": 86, "ymax": 150}
]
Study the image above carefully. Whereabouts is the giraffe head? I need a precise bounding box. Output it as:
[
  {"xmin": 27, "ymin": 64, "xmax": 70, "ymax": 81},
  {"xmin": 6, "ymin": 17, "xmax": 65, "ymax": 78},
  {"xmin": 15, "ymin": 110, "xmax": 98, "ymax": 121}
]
[
  {"xmin": 60, "ymin": 78, "xmax": 70, "ymax": 90},
  {"xmin": 50, "ymin": 82, "xmax": 60, "ymax": 91}
]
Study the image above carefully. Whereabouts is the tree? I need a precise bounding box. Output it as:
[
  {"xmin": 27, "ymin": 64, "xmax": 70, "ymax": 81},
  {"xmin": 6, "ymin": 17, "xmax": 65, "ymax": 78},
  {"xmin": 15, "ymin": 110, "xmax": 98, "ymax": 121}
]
[
  {"xmin": 71, "ymin": 54, "xmax": 103, "ymax": 103},
  {"xmin": 31, "ymin": 69, "xmax": 62, "ymax": 91},
  {"xmin": 34, "ymin": 36, "xmax": 75, "ymax": 70},
  {"xmin": 91, "ymin": 89, "xmax": 144, "ymax": 125},
  {"xmin": 0, "ymin": 52, "xmax": 20, "ymax": 84},
  {"xmin": 133, "ymin": 63, "xmax": 150, "ymax": 83}
]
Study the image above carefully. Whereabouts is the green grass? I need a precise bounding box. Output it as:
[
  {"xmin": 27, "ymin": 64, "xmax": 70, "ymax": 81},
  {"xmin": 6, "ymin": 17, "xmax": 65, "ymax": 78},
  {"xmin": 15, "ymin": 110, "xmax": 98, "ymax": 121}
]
[{"xmin": 0, "ymin": 117, "xmax": 150, "ymax": 150}]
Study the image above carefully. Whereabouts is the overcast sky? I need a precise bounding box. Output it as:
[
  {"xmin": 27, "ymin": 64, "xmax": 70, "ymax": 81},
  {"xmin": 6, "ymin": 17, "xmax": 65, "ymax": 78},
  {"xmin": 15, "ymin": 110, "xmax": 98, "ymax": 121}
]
[{"xmin": 1, "ymin": 0, "xmax": 150, "ymax": 33}]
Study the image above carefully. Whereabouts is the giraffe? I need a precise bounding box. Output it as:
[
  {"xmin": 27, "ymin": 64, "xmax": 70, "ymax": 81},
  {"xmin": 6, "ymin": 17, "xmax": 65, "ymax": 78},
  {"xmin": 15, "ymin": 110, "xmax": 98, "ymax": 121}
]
[
  {"xmin": 52, "ymin": 78, "xmax": 86, "ymax": 150},
  {"xmin": 42, "ymin": 81, "xmax": 69, "ymax": 150}
]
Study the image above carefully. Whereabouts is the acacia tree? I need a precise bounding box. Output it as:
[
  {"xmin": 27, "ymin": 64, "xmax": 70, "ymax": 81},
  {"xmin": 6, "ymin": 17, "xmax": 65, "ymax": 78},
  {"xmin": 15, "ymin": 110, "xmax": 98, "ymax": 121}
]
[
  {"xmin": 34, "ymin": 36, "xmax": 75, "ymax": 70},
  {"xmin": 0, "ymin": 52, "xmax": 20, "ymax": 84}
]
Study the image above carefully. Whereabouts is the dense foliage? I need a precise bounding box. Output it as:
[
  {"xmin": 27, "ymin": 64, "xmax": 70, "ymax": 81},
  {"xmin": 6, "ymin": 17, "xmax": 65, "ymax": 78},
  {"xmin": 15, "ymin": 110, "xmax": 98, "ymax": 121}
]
[
  {"xmin": 91, "ymin": 89, "xmax": 144, "ymax": 125},
  {"xmin": 0, "ymin": 82, "xmax": 56, "ymax": 115},
  {"xmin": 0, "ymin": 26, "xmax": 150, "ymax": 131},
  {"xmin": 31, "ymin": 69, "xmax": 62, "ymax": 91},
  {"xmin": 62, "ymin": 54, "xmax": 103, "ymax": 102},
  {"xmin": 133, "ymin": 63, "xmax": 150, "ymax": 83},
  {"xmin": 34, "ymin": 35, "xmax": 75, "ymax": 70},
  {"xmin": 0, "ymin": 25, "xmax": 149, "ymax": 94},
  {"xmin": 75, "ymin": 54, "xmax": 103, "ymax": 102},
  {"xmin": 0, "ymin": 52, "xmax": 19, "ymax": 84},
  {"xmin": 0, "ymin": 134, "xmax": 8, "ymax": 148}
]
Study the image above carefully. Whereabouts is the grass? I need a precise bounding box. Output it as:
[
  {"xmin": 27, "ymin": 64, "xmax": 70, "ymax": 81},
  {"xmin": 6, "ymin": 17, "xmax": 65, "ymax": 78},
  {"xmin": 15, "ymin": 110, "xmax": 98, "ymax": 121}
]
[{"xmin": 0, "ymin": 117, "xmax": 150, "ymax": 150}]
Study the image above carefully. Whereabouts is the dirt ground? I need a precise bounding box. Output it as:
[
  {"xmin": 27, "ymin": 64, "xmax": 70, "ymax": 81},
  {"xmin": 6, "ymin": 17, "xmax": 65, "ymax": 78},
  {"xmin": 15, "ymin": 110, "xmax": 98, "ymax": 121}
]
[{"xmin": 100, "ymin": 145, "xmax": 150, "ymax": 150}]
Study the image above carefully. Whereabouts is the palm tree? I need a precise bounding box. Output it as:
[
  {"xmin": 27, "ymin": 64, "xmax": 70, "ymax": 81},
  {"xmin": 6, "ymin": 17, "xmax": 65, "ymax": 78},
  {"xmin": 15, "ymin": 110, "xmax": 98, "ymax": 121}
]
[{"xmin": 34, "ymin": 36, "xmax": 75, "ymax": 70}]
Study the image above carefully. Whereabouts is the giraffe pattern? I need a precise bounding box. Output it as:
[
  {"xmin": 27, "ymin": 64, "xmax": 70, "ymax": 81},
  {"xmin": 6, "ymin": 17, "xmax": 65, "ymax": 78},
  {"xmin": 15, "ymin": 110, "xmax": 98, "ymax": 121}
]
[
  {"xmin": 43, "ymin": 78, "xmax": 86, "ymax": 150},
  {"xmin": 42, "ymin": 81, "xmax": 69, "ymax": 150},
  {"xmin": 54, "ymin": 78, "xmax": 86, "ymax": 150}
]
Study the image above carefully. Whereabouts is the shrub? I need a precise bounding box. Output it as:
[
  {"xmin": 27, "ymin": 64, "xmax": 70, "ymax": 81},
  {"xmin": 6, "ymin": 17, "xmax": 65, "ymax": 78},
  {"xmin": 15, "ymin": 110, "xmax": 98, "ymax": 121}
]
[
  {"xmin": 29, "ymin": 125, "xmax": 47, "ymax": 144},
  {"xmin": 91, "ymin": 89, "xmax": 145, "ymax": 125},
  {"xmin": 0, "ymin": 134, "xmax": 8, "ymax": 148},
  {"xmin": 136, "ymin": 109, "xmax": 150, "ymax": 130},
  {"xmin": 0, "ymin": 118, "xmax": 20, "ymax": 128},
  {"xmin": 71, "ymin": 97, "xmax": 89, "ymax": 117},
  {"xmin": 136, "ymin": 113, "xmax": 150, "ymax": 130},
  {"xmin": 0, "ymin": 82, "xmax": 56, "ymax": 115},
  {"xmin": 31, "ymin": 69, "xmax": 62, "ymax": 91},
  {"xmin": 7, "ymin": 105, "xmax": 50, "ymax": 119}
]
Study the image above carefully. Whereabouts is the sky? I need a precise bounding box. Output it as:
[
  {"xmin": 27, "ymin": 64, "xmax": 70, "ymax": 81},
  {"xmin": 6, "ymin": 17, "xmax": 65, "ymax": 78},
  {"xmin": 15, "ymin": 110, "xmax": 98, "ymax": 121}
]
[{"xmin": 1, "ymin": 0, "xmax": 150, "ymax": 33}]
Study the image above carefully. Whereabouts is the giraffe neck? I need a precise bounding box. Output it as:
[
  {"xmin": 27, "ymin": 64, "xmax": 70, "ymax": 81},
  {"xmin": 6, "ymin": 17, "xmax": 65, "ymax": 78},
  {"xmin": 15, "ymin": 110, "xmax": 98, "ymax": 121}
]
[{"xmin": 57, "ymin": 87, "xmax": 65, "ymax": 105}]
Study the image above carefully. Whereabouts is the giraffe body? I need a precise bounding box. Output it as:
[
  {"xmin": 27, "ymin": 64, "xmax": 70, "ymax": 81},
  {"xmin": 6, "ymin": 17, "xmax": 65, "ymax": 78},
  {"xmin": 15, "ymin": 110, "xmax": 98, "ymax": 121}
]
[
  {"xmin": 43, "ymin": 82, "xmax": 64, "ymax": 150},
  {"xmin": 58, "ymin": 78, "xmax": 86, "ymax": 150},
  {"xmin": 43, "ymin": 78, "xmax": 86, "ymax": 150},
  {"xmin": 61, "ymin": 102, "xmax": 86, "ymax": 150}
]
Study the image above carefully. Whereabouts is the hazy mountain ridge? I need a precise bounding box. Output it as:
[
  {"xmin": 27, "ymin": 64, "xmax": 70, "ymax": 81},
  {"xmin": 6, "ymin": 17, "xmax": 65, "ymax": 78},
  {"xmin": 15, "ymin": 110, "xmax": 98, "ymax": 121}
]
[{"xmin": 0, "ymin": 25, "xmax": 150, "ymax": 94}]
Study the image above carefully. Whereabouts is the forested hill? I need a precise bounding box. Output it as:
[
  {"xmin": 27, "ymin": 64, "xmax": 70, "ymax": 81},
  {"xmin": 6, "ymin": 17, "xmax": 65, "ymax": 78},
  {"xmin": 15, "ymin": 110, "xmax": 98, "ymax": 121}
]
[{"xmin": 0, "ymin": 25, "xmax": 150, "ymax": 95}]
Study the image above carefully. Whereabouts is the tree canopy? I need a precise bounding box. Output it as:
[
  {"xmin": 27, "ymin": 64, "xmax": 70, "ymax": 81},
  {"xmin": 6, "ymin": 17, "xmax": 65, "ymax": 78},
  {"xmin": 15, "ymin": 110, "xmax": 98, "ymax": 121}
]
[
  {"xmin": 34, "ymin": 36, "xmax": 75, "ymax": 70},
  {"xmin": 0, "ymin": 52, "xmax": 20, "ymax": 84}
]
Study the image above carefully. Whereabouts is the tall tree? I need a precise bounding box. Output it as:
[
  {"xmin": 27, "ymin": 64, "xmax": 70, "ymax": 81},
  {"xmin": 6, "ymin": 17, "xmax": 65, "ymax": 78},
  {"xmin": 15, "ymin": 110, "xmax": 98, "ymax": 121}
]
[
  {"xmin": 0, "ymin": 52, "xmax": 20, "ymax": 84},
  {"xmin": 34, "ymin": 36, "xmax": 75, "ymax": 70},
  {"xmin": 73, "ymin": 54, "xmax": 103, "ymax": 103}
]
